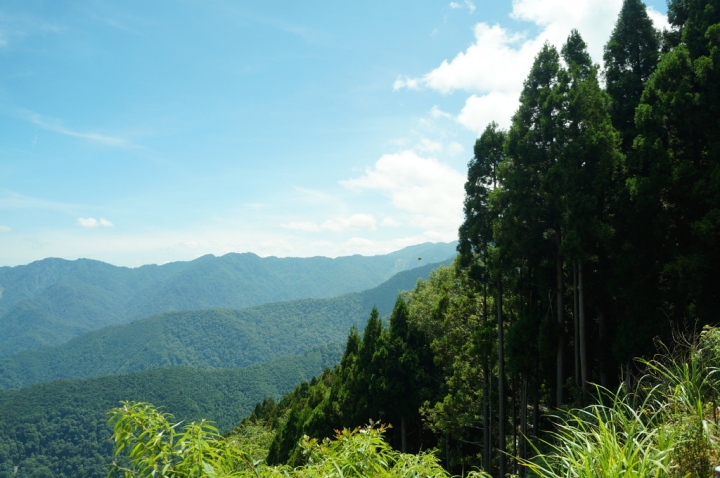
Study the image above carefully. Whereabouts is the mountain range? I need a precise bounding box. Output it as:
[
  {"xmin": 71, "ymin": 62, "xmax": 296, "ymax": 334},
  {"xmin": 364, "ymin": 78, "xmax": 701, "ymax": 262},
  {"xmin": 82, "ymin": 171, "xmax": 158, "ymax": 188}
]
[
  {"xmin": 0, "ymin": 259, "xmax": 451, "ymax": 389},
  {"xmin": 0, "ymin": 242, "xmax": 456, "ymax": 357}
]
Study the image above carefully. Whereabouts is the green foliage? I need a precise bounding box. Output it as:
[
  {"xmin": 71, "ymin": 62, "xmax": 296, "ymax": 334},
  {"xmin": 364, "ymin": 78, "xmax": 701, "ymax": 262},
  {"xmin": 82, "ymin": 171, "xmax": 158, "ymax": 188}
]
[
  {"xmin": 260, "ymin": 299, "xmax": 438, "ymax": 466},
  {"xmin": 0, "ymin": 346, "xmax": 341, "ymax": 478},
  {"xmin": 603, "ymin": 0, "xmax": 660, "ymax": 150},
  {"xmin": 107, "ymin": 402, "xmax": 253, "ymax": 477},
  {"xmin": 518, "ymin": 327, "xmax": 720, "ymax": 478},
  {"xmin": 0, "ymin": 260, "xmax": 449, "ymax": 389},
  {"xmin": 638, "ymin": 326, "xmax": 720, "ymax": 477},
  {"xmin": 108, "ymin": 401, "xmax": 490, "ymax": 478},
  {"xmin": 0, "ymin": 243, "xmax": 457, "ymax": 357},
  {"xmin": 520, "ymin": 386, "xmax": 677, "ymax": 478}
]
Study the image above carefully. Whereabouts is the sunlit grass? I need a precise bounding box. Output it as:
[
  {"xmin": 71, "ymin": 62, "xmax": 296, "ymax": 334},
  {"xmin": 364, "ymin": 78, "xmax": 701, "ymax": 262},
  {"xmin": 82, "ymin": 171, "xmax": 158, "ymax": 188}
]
[{"xmin": 519, "ymin": 326, "xmax": 720, "ymax": 478}]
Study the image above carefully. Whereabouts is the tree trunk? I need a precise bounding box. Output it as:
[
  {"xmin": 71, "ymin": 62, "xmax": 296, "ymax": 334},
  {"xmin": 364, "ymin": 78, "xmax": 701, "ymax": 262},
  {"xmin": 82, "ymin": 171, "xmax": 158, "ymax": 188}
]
[
  {"xmin": 521, "ymin": 375, "xmax": 528, "ymax": 476},
  {"xmin": 483, "ymin": 357, "xmax": 490, "ymax": 472},
  {"xmin": 533, "ymin": 375, "xmax": 539, "ymax": 440},
  {"xmin": 579, "ymin": 261, "xmax": 588, "ymax": 398},
  {"xmin": 573, "ymin": 262, "xmax": 579, "ymax": 388},
  {"xmin": 512, "ymin": 376, "xmax": 517, "ymax": 475},
  {"xmin": 497, "ymin": 275, "xmax": 506, "ymax": 478},
  {"xmin": 401, "ymin": 414, "xmax": 407, "ymax": 453},
  {"xmin": 489, "ymin": 365, "xmax": 493, "ymax": 474},
  {"xmin": 555, "ymin": 229, "xmax": 565, "ymax": 408},
  {"xmin": 483, "ymin": 277, "xmax": 491, "ymax": 473}
]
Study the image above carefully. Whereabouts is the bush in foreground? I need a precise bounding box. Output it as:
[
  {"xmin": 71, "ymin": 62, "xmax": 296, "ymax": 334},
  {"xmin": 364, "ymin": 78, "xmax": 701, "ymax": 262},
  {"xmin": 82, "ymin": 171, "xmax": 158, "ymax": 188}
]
[{"xmin": 107, "ymin": 401, "xmax": 490, "ymax": 477}]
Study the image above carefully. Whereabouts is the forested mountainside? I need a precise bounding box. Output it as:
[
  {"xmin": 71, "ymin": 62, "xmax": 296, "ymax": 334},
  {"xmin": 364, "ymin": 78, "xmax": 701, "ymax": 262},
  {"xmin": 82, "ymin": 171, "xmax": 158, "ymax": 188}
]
[
  {"xmin": 4, "ymin": 0, "xmax": 720, "ymax": 476},
  {"xmin": 0, "ymin": 260, "xmax": 450, "ymax": 389},
  {"xmin": 98, "ymin": 1, "xmax": 720, "ymax": 476},
  {"xmin": 113, "ymin": 265, "xmax": 720, "ymax": 478},
  {"xmin": 0, "ymin": 344, "xmax": 342, "ymax": 478},
  {"xmin": 0, "ymin": 242, "xmax": 456, "ymax": 357}
]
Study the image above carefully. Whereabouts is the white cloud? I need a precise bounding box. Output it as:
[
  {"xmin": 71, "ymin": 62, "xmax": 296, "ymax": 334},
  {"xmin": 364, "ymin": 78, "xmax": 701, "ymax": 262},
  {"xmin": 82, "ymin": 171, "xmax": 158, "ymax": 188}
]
[
  {"xmin": 647, "ymin": 6, "xmax": 670, "ymax": 31},
  {"xmin": 381, "ymin": 217, "xmax": 402, "ymax": 227},
  {"xmin": 430, "ymin": 106, "xmax": 454, "ymax": 120},
  {"xmin": 394, "ymin": 0, "xmax": 665, "ymax": 133},
  {"xmin": 416, "ymin": 138, "xmax": 443, "ymax": 153},
  {"xmin": 280, "ymin": 213, "xmax": 377, "ymax": 233},
  {"xmin": 77, "ymin": 217, "xmax": 114, "ymax": 228},
  {"xmin": 19, "ymin": 110, "xmax": 129, "ymax": 147},
  {"xmin": 393, "ymin": 76, "xmax": 420, "ymax": 91},
  {"xmin": 457, "ymin": 91, "xmax": 520, "ymax": 132},
  {"xmin": 447, "ymin": 141, "xmax": 465, "ymax": 155},
  {"xmin": 412, "ymin": 138, "xmax": 465, "ymax": 156},
  {"xmin": 449, "ymin": 1, "xmax": 475, "ymax": 13},
  {"xmin": 0, "ymin": 225, "xmax": 11, "ymax": 233},
  {"xmin": 341, "ymin": 150, "xmax": 465, "ymax": 235},
  {"xmin": 407, "ymin": 23, "xmax": 534, "ymax": 95}
]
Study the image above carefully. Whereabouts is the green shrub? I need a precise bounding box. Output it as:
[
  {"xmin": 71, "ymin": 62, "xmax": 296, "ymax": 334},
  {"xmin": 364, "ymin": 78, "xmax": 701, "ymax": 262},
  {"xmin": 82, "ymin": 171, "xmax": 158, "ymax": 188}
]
[{"xmin": 107, "ymin": 401, "xmax": 490, "ymax": 477}]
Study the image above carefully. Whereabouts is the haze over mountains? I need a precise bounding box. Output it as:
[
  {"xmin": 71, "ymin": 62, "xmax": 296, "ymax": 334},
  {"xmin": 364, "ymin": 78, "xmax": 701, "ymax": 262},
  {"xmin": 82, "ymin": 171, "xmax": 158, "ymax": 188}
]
[
  {"xmin": 0, "ymin": 242, "xmax": 456, "ymax": 357},
  {"xmin": 0, "ymin": 242, "xmax": 457, "ymax": 477},
  {"xmin": 0, "ymin": 259, "xmax": 451, "ymax": 389}
]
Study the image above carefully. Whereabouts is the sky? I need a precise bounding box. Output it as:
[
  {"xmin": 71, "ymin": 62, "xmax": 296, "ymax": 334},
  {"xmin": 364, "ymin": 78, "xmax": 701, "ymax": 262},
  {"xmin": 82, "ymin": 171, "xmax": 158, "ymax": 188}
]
[{"xmin": 0, "ymin": 0, "xmax": 669, "ymax": 267}]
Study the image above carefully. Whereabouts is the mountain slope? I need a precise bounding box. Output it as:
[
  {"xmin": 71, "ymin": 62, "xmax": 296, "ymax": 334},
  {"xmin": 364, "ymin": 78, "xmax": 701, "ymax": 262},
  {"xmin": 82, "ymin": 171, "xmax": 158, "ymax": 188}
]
[
  {"xmin": 0, "ymin": 260, "xmax": 451, "ymax": 389},
  {"xmin": 0, "ymin": 344, "xmax": 342, "ymax": 478},
  {"xmin": 0, "ymin": 242, "xmax": 456, "ymax": 356}
]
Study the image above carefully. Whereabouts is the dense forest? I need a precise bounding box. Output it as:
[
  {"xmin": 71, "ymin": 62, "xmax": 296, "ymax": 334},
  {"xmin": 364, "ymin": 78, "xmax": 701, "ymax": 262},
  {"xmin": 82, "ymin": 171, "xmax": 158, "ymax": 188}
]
[
  {"xmin": 3, "ymin": 0, "xmax": 720, "ymax": 476},
  {"xmin": 0, "ymin": 345, "xmax": 342, "ymax": 478},
  {"xmin": 108, "ymin": 287, "xmax": 720, "ymax": 477},
  {"xmin": 0, "ymin": 259, "xmax": 449, "ymax": 389},
  {"xmin": 105, "ymin": 0, "xmax": 720, "ymax": 476},
  {"xmin": 0, "ymin": 242, "xmax": 455, "ymax": 357}
]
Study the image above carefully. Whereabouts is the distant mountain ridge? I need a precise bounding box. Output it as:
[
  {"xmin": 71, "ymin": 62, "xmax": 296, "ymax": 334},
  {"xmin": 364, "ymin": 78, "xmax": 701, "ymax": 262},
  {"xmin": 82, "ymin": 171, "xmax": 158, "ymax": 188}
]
[
  {"xmin": 0, "ymin": 259, "xmax": 451, "ymax": 389},
  {"xmin": 0, "ymin": 242, "xmax": 456, "ymax": 356}
]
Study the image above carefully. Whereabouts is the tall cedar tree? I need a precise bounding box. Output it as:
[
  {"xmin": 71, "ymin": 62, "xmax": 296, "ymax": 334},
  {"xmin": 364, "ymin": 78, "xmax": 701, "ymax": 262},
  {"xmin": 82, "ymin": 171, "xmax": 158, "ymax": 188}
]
[
  {"xmin": 602, "ymin": 0, "xmax": 664, "ymax": 376},
  {"xmin": 375, "ymin": 297, "xmax": 435, "ymax": 453},
  {"xmin": 459, "ymin": 123, "xmax": 510, "ymax": 476},
  {"xmin": 623, "ymin": 0, "xmax": 720, "ymax": 359},
  {"xmin": 560, "ymin": 30, "xmax": 622, "ymax": 392},
  {"xmin": 603, "ymin": 0, "xmax": 660, "ymax": 151},
  {"xmin": 504, "ymin": 43, "xmax": 566, "ymax": 408}
]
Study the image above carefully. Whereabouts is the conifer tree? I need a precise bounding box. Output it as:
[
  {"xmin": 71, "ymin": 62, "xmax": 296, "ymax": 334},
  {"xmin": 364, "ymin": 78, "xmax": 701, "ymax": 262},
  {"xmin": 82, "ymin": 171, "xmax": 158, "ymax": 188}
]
[
  {"xmin": 603, "ymin": 0, "xmax": 660, "ymax": 151},
  {"xmin": 560, "ymin": 30, "xmax": 622, "ymax": 393},
  {"xmin": 505, "ymin": 43, "xmax": 565, "ymax": 408},
  {"xmin": 630, "ymin": 0, "xmax": 720, "ymax": 336}
]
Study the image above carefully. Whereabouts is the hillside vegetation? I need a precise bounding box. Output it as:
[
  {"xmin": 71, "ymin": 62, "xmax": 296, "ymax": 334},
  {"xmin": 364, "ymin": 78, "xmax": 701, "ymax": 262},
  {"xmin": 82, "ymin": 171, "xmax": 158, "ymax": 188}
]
[
  {"xmin": 0, "ymin": 344, "xmax": 342, "ymax": 478},
  {"xmin": 0, "ymin": 242, "xmax": 456, "ymax": 356},
  {"xmin": 0, "ymin": 260, "xmax": 449, "ymax": 389}
]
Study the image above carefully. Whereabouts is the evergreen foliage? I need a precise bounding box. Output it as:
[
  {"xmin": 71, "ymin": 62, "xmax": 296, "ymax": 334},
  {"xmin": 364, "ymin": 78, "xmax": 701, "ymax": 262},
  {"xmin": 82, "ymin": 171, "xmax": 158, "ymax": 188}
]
[
  {"xmin": 0, "ymin": 346, "xmax": 341, "ymax": 478},
  {"xmin": 0, "ymin": 243, "xmax": 456, "ymax": 357},
  {"xmin": 4, "ymin": 2, "xmax": 720, "ymax": 476},
  {"xmin": 0, "ymin": 260, "xmax": 449, "ymax": 389}
]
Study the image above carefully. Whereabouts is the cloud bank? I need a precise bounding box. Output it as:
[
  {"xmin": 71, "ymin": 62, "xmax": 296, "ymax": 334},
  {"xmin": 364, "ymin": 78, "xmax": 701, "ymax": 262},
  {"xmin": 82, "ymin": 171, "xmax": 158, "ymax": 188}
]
[
  {"xmin": 341, "ymin": 150, "xmax": 465, "ymax": 239},
  {"xmin": 396, "ymin": 0, "xmax": 670, "ymax": 132}
]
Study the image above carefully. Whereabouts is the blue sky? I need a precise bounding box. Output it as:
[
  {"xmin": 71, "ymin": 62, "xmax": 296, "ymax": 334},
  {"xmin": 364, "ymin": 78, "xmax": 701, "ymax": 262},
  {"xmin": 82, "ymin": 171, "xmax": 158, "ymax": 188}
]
[{"xmin": 0, "ymin": 0, "xmax": 668, "ymax": 267}]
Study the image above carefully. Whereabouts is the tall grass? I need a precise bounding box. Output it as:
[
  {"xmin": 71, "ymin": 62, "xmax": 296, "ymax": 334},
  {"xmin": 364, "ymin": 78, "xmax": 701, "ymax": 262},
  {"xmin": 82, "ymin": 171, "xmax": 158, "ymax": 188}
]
[
  {"xmin": 518, "ymin": 326, "xmax": 720, "ymax": 478},
  {"xmin": 639, "ymin": 326, "xmax": 720, "ymax": 478},
  {"xmin": 520, "ymin": 386, "xmax": 675, "ymax": 478}
]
